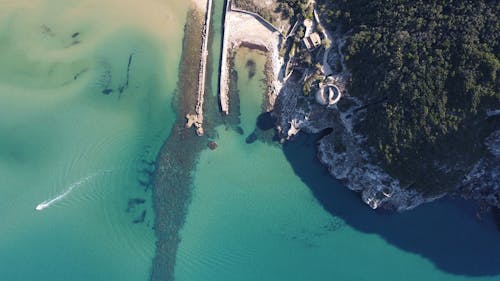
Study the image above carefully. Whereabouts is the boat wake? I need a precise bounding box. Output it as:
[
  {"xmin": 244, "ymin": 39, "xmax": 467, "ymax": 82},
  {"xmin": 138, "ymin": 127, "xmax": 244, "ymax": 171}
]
[{"xmin": 35, "ymin": 171, "xmax": 111, "ymax": 211}]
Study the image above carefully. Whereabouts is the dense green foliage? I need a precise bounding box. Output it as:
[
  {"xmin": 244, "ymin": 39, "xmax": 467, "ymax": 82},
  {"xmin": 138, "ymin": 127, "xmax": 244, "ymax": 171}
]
[
  {"xmin": 275, "ymin": 0, "xmax": 311, "ymax": 20},
  {"xmin": 324, "ymin": 0, "xmax": 500, "ymax": 193},
  {"xmin": 232, "ymin": 0, "xmax": 276, "ymax": 23},
  {"xmin": 233, "ymin": 0, "xmax": 313, "ymax": 34}
]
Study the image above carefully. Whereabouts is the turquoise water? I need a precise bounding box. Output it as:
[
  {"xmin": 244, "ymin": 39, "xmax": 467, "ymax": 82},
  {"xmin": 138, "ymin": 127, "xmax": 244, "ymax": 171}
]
[
  {"xmin": 0, "ymin": 0, "xmax": 188, "ymax": 280},
  {"xmin": 174, "ymin": 47, "xmax": 500, "ymax": 281},
  {"xmin": 2, "ymin": 0, "xmax": 500, "ymax": 280}
]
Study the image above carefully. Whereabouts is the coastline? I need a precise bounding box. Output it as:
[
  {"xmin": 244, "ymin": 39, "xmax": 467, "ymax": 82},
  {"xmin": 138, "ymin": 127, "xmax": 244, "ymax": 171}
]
[{"xmin": 217, "ymin": 1, "xmax": 424, "ymax": 212}]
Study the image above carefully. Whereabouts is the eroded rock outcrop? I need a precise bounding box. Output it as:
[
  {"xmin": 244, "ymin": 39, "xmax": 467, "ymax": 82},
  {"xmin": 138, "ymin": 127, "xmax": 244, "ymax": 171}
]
[
  {"xmin": 275, "ymin": 82, "xmax": 439, "ymax": 211},
  {"xmin": 275, "ymin": 77, "xmax": 499, "ymax": 211},
  {"xmin": 458, "ymin": 130, "xmax": 500, "ymax": 208}
]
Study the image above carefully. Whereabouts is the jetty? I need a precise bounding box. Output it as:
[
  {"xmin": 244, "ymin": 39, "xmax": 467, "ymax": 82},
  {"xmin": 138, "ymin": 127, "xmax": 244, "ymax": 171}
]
[
  {"xmin": 186, "ymin": 0, "xmax": 212, "ymax": 136},
  {"xmin": 219, "ymin": 0, "xmax": 233, "ymax": 115}
]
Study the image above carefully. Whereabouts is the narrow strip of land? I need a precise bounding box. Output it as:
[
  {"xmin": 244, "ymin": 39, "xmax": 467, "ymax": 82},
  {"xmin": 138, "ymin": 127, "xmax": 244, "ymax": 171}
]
[{"xmin": 186, "ymin": 0, "xmax": 212, "ymax": 136}]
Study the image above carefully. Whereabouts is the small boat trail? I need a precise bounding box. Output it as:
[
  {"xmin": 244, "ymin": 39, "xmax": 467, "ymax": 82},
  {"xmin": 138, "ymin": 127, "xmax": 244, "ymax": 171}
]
[{"xmin": 35, "ymin": 170, "xmax": 111, "ymax": 211}]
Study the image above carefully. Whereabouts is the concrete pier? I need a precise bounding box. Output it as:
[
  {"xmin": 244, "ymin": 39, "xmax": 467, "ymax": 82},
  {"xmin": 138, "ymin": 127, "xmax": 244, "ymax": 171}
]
[{"xmin": 219, "ymin": 0, "xmax": 232, "ymax": 115}]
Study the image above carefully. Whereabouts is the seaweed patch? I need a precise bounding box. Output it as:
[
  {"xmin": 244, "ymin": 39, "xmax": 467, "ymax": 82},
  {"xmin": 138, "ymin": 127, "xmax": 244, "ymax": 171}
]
[{"xmin": 118, "ymin": 53, "xmax": 134, "ymax": 95}]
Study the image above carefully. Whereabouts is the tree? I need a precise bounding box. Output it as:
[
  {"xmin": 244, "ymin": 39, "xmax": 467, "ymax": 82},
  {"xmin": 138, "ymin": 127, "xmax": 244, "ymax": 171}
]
[
  {"xmin": 322, "ymin": 38, "xmax": 331, "ymax": 49},
  {"xmin": 320, "ymin": 0, "xmax": 500, "ymax": 194}
]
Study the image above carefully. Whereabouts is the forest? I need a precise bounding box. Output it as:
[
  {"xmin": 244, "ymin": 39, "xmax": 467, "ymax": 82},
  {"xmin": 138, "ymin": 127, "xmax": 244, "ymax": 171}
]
[{"xmin": 320, "ymin": 0, "xmax": 499, "ymax": 194}]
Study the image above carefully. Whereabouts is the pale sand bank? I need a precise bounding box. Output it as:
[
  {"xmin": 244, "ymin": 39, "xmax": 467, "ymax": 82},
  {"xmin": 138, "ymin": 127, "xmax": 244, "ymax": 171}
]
[
  {"xmin": 0, "ymin": 0, "xmax": 190, "ymax": 92},
  {"xmin": 190, "ymin": 0, "xmax": 208, "ymax": 11}
]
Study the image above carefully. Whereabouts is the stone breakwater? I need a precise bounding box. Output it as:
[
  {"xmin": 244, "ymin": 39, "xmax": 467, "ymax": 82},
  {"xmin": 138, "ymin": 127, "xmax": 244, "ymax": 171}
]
[
  {"xmin": 150, "ymin": 3, "xmax": 211, "ymax": 280},
  {"xmin": 185, "ymin": 0, "xmax": 212, "ymax": 136},
  {"xmin": 219, "ymin": 0, "xmax": 283, "ymax": 115}
]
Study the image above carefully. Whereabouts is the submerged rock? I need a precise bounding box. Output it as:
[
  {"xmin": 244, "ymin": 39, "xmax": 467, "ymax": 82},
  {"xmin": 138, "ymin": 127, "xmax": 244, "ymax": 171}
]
[
  {"xmin": 245, "ymin": 132, "xmax": 258, "ymax": 144},
  {"xmin": 126, "ymin": 198, "xmax": 146, "ymax": 212},
  {"xmin": 102, "ymin": 88, "xmax": 113, "ymax": 95},
  {"xmin": 257, "ymin": 112, "xmax": 277, "ymax": 131},
  {"xmin": 133, "ymin": 210, "xmax": 146, "ymax": 224},
  {"xmin": 208, "ymin": 141, "xmax": 218, "ymax": 150},
  {"xmin": 235, "ymin": 126, "xmax": 244, "ymax": 135}
]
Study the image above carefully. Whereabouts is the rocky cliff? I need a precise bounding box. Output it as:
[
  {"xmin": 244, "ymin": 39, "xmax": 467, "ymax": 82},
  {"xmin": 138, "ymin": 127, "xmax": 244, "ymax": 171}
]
[
  {"xmin": 274, "ymin": 79, "xmax": 499, "ymax": 211},
  {"xmin": 458, "ymin": 130, "xmax": 500, "ymax": 209}
]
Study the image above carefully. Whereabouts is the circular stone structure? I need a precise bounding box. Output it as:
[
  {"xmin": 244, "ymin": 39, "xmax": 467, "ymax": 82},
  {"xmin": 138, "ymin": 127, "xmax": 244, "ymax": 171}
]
[
  {"xmin": 315, "ymin": 86, "xmax": 329, "ymax": 105},
  {"xmin": 315, "ymin": 83, "xmax": 342, "ymax": 106},
  {"xmin": 328, "ymin": 84, "xmax": 341, "ymax": 105}
]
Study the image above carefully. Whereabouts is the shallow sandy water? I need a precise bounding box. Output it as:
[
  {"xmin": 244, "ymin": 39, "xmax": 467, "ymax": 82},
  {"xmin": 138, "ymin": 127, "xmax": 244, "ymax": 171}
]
[{"xmin": 0, "ymin": 0, "xmax": 189, "ymax": 280}]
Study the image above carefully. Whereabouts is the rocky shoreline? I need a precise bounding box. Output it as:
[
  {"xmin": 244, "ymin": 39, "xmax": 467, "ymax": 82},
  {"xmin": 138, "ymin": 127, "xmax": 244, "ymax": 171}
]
[
  {"xmin": 275, "ymin": 74, "xmax": 500, "ymax": 212},
  {"xmin": 274, "ymin": 83, "xmax": 443, "ymax": 211},
  {"xmin": 458, "ymin": 130, "xmax": 500, "ymax": 209},
  {"xmin": 218, "ymin": 3, "xmax": 434, "ymax": 211},
  {"xmin": 269, "ymin": 6, "xmax": 499, "ymax": 212},
  {"xmin": 216, "ymin": 0, "xmax": 499, "ymax": 215}
]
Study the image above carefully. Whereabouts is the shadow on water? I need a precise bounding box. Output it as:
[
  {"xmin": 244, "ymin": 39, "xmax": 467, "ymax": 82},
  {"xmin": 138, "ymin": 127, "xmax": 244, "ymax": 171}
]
[{"xmin": 283, "ymin": 132, "xmax": 500, "ymax": 277}]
